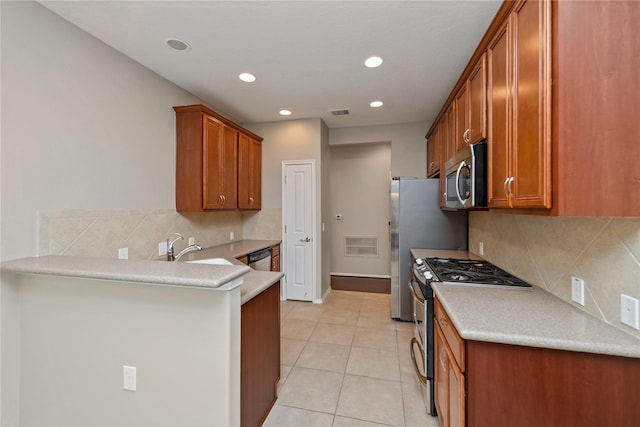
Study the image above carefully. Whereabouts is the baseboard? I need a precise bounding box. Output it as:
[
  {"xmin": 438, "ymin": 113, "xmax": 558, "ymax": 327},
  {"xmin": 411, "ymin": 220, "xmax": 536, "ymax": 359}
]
[{"xmin": 330, "ymin": 275, "xmax": 391, "ymax": 294}]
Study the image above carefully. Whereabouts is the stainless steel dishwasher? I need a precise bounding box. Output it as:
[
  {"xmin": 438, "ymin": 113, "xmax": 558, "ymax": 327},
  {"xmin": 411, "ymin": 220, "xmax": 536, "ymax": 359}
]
[{"xmin": 248, "ymin": 247, "xmax": 271, "ymax": 271}]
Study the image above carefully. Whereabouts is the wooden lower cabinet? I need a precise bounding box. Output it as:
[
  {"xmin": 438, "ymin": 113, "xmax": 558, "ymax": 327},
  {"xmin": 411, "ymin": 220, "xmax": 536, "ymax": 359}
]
[
  {"xmin": 241, "ymin": 282, "xmax": 280, "ymax": 427},
  {"xmin": 434, "ymin": 299, "xmax": 465, "ymax": 427},
  {"xmin": 270, "ymin": 244, "xmax": 280, "ymax": 272},
  {"xmin": 434, "ymin": 297, "xmax": 640, "ymax": 427}
]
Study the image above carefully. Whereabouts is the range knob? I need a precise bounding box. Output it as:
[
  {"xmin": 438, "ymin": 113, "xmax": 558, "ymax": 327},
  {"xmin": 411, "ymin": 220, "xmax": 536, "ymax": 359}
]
[
  {"xmin": 416, "ymin": 258, "xmax": 424, "ymax": 265},
  {"xmin": 423, "ymin": 271, "xmax": 433, "ymax": 280}
]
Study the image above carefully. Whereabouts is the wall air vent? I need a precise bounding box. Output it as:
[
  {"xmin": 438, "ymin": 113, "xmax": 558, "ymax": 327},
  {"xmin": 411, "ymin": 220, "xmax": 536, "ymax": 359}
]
[
  {"xmin": 345, "ymin": 236, "xmax": 378, "ymax": 257},
  {"xmin": 329, "ymin": 108, "xmax": 351, "ymax": 116}
]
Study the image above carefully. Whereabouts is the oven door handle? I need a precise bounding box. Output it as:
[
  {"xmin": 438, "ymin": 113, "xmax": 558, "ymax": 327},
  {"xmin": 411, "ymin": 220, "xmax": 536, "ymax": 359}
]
[
  {"xmin": 455, "ymin": 160, "xmax": 468, "ymax": 207},
  {"xmin": 410, "ymin": 337, "xmax": 428, "ymax": 385},
  {"xmin": 408, "ymin": 279, "xmax": 425, "ymax": 306}
]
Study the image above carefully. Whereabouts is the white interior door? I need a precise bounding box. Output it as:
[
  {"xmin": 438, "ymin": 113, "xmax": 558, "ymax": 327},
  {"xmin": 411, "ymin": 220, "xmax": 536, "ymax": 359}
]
[{"xmin": 282, "ymin": 161, "xmax": 315, "ymax": 301}]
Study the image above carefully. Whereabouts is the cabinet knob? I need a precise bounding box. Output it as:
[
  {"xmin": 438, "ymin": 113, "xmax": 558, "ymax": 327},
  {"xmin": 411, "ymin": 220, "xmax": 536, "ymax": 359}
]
[{"xmin": 249, "ymin": 196, "xmax": 254, "ymax": 204}]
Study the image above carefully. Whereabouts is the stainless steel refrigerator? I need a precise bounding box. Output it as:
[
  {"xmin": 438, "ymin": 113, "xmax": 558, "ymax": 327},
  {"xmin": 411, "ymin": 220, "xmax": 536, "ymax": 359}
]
[{"xmin": 390, "ymin": 177, "xmax": 468, "ymax": 321}]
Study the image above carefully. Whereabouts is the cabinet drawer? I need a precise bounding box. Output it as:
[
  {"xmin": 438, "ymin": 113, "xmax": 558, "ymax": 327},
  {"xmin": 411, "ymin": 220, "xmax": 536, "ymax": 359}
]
[
  {"xmin": 435, "ymin": 298, "xmax": 465, "ymax": 371},
  {"xmin": 270, "ymin": 244, "xmax": 280, "ymax": 257}
]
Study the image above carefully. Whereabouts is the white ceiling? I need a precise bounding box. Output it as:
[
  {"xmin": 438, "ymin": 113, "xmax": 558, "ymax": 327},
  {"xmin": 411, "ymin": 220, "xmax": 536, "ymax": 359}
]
[{"xmin": 39, "ymin": 1, "xmax": 502, "ymax": 129}]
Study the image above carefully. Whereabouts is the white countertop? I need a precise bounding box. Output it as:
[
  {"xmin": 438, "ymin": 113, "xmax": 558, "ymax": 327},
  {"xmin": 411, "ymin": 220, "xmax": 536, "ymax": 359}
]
[
  {"xmin": 1, "ymin": 239, "xmax": 284, "ymax": 304},
  {"xmin": 179, "ymin": 240, "xmax": 284, "ymax": 304},
  {"xmin": 1, "ymin": 255, "xmax": 250, "ymax": 290},
  {"xmin": 411, "ymin": 248, "xmax": 640, "ymax": 359}
]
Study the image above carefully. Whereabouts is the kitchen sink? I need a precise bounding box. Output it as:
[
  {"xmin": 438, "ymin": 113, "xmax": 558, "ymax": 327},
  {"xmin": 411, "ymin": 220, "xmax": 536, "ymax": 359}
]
[{"xmin": 186, "ymin": 258, "xmax": 233, "ymax": 266}]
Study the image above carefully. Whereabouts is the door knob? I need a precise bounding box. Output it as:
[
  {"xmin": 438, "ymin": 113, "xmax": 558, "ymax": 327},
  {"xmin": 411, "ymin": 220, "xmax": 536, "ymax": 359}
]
[{"xmin": 300, "ymin": 237, "xmax": 311, "ymax": 242}]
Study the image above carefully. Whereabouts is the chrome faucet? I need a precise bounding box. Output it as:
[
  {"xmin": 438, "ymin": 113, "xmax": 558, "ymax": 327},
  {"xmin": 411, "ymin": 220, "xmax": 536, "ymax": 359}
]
[
  {"xmin": 174, "ymin": 243, "xmax": 203, "ymax": 261},
  {"xmin": 166, "ymin": 233, "xmax": 203, "ymax": 261}
]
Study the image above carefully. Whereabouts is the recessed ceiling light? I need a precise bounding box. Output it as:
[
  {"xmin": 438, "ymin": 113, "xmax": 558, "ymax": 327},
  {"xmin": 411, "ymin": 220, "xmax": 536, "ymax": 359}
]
[
  {"xmin": 364, "ymin": 56, "xmax": 383, "ymax": 68},
  {"xmin": 239, "ymin": 72, "xmax": 256, "ymax": 83},
  {"xmin": 279, "ymin": 110, "xmax": 292, "ymax": 116},
  {"xmin": 370, "ymin": 101, "xmax": 384, "ymax": 108},
  {"xmin": 165, "ymin": 38, "xmax": 191, "ymax": 52}
]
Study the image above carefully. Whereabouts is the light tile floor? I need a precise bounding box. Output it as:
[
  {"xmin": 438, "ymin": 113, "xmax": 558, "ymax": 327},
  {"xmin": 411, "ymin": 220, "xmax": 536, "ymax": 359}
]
[{"xmin": 264, "ymin": 290, "xmax": 441, "ymax": 427}]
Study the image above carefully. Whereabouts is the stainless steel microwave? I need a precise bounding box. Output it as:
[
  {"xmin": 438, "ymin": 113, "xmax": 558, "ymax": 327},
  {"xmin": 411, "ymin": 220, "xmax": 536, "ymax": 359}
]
[{"xmin": 443, "ymin": 140, "xmax": 487, "ymax": 209}]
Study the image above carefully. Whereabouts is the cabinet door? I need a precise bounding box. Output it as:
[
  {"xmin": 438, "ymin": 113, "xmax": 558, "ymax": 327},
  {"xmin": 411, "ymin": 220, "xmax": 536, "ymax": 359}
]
[
  {"xmin": 435, "ymin": 325, "xmax": 449, "ymax": 427},
  {"xmin": 468, "ymin": 53, "xmax": 487, "ymax": 144},
  {"xmin": 510, "ymin": 0, "xmax": 551, "ymax": 208},
  {"xmin": 426, "ymin": 132, "xmax": 439, "ymax": 178},
  {"xmin": 241, "ymin": 282, "xmax": 280, "ymax": 427},
  {"xmin": 221, "ymin": 125, "xmax": 239, "ymax": 208},
  {"xmin": 445, "ymin": 103, "xmax": 456, "ymax": 162},
  {"xmin": 203, "ymin": 116, "xmax": 238, "ymax": 209},
  {"xmin": 238, "ymin": 133, "xmax": 262, "ymax": 209},
  {"xmin": 203, "ymin": 116, "xmax": 226, "ymax": 209},
  {"xmin": 487, "ymin": 21, "xmax": 511, "ymax": 208},
  {"xmin": 448, "ymin": 353, "xmax": 465, "ymax": 427},
  {"xmin": 454, "ymin": 85, "xmax": 468, "ymax": 154}
]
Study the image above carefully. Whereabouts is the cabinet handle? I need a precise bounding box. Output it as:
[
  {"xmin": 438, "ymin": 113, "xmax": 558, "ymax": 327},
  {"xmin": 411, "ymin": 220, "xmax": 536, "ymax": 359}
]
[
  {"xmin": 503, "ymin": 177, "xmax": 510, "ymax": 198},
  {"xmin": 508, "ymin": 177, "xmax": 515, "ymax": 198},
  {"xmin": 219, "ymin": 195, "xmax": 224, "ymax": 204},
  {"xmin": 249, "ymin": 196, "xmax": 254, "ymax": 205},
  {"xmin": 440, "ymin": 346, "xmax": 448, "ymax": 371},
  {"xmin": 463, "ymin": 129, "xmax": 470, "ymax": 144}
]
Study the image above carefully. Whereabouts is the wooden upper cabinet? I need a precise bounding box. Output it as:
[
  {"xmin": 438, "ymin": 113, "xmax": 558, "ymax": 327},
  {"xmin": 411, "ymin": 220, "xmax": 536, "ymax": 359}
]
[
  {"xmin": 467, "ymin": 54, "xmax": 487, "ymax": 144},
  {"xmin": 238, "ymin": 133, "xmax": 262, "ymax": 209},
  {"xmin": 426, "ymin": 130, "xmax": 440, "ymax": 178},
  {"xmin": 454, "ymin": 84, "xmax": 468, "ymax": 154},
  {"xmin": 487, "ymin": 21, "xmax": 511, "ymax": 209},
  {"xmin": 487, "ymin": 0, "xmax": 551, "ymax": 209},
  {"xmin": 203, "ymin": 116, "xmax": 238, "ymax": 210},
  {"xmin": 455, "ymin": 54, "xmax": 487, "ymax": 155},
  {"xmin": 174, "ymin": 104, "xmax": 263, "ymax": 212}
]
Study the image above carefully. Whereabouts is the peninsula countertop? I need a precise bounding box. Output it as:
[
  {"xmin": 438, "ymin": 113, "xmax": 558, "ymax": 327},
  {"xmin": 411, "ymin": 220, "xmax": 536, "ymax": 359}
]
[
  {"xmin": 410, "ymin": 248, "xmax": 640, "ymax": 358},
  {"xmin": 2, "ymin": 239, "xmax": 284, "ymax": 304}
]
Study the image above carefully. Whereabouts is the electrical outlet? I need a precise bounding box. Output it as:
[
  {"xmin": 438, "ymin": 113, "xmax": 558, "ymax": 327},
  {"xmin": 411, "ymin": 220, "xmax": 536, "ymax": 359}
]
[
  {"xmin": 571, "ymin": 276, "xmax": 585, "ymax": 306},
  {"xmin": 230, "ymin": 231, "xmax": 234, "ymax": 241},
  {"xmin": 158, "ymin": 241, "xmax": 168, "ymax": 256},
  {"xmin": 188, "ymin": 236, "xmax": 195, "ymax": 246},
  {"xmin": 621, "ymin": 294, "xmax": 639, "ymax": 330},
  {"xmin": 123, "ymin": 365, "xmax": 136, "ymax": 391},
  {"xmin": 479, "ymin": 241, "xmax": 484, "ymax": 256},
  {"xmin": 118, "ymin": 247, "xmax": 128, "ymax": 259}
]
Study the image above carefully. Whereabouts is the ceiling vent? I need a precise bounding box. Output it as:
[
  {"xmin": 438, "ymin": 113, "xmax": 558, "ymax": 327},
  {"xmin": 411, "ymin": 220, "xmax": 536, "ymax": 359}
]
[{"xmin": 329, "ymin": 108, "xmax": 351, "ymax": 116}]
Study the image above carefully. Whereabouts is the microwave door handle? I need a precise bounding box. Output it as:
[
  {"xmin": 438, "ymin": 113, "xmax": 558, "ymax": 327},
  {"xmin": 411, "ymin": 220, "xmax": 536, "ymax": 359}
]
[{"xmin": 455, "ymin": 161, "xmax": 467, "ymax": 206}]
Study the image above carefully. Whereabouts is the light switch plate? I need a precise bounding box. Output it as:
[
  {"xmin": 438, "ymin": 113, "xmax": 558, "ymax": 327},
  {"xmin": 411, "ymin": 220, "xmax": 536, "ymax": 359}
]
[
  {"xmin": 621, "ymin": 294, "xmax": 640, "ymax": 330},
  {"xmin": 118, "ymin": 247, "xmax": 128, "ymax": 259},
  {"xmin": 479, "ymin": 242, "xmax": 484, "ymax": 256},
  {"xmin": 571, "ymin": 276, "xmax": 585, "ymax": 306},
  {"xmin": 188, "ymin": 236, "xmax": 195, "ymax": 246},
  {"xmin": 158, "ymin": 242, "xmax": 167, "ymax": 256},
  {"xmin": 123, "ymin": 365, "xmax": 136, "ymax": 391}
]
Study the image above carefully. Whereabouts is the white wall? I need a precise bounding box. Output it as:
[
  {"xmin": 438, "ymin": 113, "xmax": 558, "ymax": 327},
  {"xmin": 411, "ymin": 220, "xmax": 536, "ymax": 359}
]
[
  {"xmin": 329, "ymin": 122, "xmax": 427, "ymax": 178},
  {"xmin": 0, "ymin": 1, "xmax": 204, "ymax": 261},
  {"xmin": 6, "ymin": 273, "xmax": 241, "ymax": 426},
  {"xmin": 329, "ymin": 142, "xmax": 391, "ymax": 277}
]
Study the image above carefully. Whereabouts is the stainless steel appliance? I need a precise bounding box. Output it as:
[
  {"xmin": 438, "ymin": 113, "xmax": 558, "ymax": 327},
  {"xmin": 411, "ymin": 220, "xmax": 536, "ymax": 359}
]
[
  {"xmin": 390, "ymin": 177, "xmax": 467, "ymax": 321},
  {"xmin": 248, "ymin": 247, "xmax": 271, "ymax": 271},
  {"xmin": 409, "ymin": 256, "xmax": 532, "ymax": 417},
  {"xmin": 443, "ymin": 140, "xmax": 487, "ymax": 209}
]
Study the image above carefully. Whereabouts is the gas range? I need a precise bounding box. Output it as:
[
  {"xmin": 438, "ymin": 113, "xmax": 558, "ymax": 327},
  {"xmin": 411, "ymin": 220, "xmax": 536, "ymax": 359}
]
[{"xmin": 413, "ymin": 257, "xmax": 532, "ymax": 293}]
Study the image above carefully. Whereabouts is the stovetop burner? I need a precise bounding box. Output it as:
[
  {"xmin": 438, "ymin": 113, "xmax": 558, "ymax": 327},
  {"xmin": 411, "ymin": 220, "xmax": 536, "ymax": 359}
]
[{"xmin": 423, "ymin": 257, "xmax": 532, "ymax": 288}]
